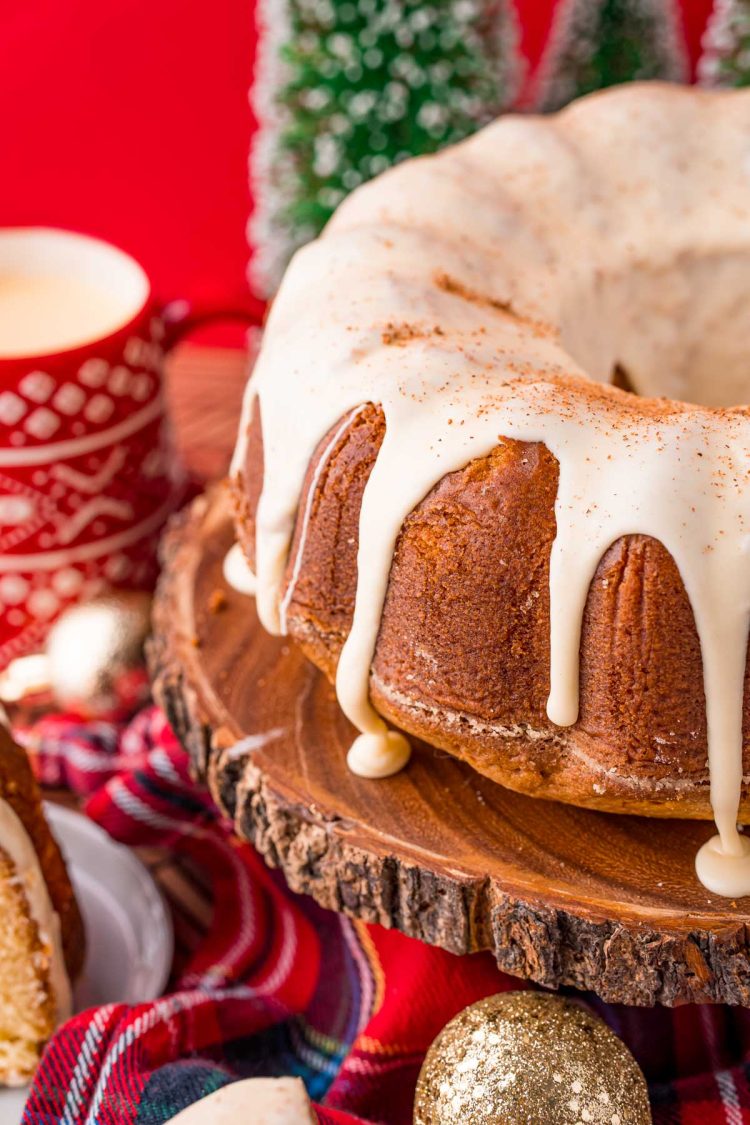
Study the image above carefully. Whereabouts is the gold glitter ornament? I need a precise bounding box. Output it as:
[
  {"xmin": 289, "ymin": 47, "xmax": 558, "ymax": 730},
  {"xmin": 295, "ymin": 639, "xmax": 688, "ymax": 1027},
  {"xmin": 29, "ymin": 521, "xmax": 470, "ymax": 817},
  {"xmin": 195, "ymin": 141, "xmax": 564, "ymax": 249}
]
[
  {"xmin": 45, "ymin": 591, "xmax": 152, "ymax": 716},
  {"xmin": 413, "ymin": 991, "xmax": 651, "ymax": 1125}
]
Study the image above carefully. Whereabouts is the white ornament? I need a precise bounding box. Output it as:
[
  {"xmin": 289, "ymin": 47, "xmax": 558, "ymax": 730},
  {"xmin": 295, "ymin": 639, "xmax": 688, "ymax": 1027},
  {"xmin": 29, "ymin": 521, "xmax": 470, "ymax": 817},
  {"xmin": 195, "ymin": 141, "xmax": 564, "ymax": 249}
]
[{"xmin": 167, "ymin": 1077, "xmax": 316, "ymax": 1125}]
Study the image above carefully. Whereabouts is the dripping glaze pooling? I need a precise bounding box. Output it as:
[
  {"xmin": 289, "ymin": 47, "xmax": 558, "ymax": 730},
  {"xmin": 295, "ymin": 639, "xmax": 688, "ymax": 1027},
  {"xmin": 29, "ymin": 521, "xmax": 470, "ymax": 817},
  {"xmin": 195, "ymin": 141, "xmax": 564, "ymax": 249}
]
[{"xmin": 229, "ymin": 83, "xmax": 750, "ymax": 898}]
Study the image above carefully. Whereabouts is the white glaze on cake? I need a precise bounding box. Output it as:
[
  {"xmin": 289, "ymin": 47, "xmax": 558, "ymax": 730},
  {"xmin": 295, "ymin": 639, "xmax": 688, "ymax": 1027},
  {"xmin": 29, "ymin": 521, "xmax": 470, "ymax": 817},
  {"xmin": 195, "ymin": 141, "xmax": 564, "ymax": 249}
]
[
  {"xmin": 231, "ymin": 83, "xmax": 750, "ymax": 895},
  {"xmin": 0, "ymin": 798, "xmax": 72, "ymax": 1024},
  {"xmin": 279, "ymin": 404, "xmax": 367, "ymax": 634},
  {"xmin": 223, "ymin": 542, "xmax": 257, "ymax": 596}
]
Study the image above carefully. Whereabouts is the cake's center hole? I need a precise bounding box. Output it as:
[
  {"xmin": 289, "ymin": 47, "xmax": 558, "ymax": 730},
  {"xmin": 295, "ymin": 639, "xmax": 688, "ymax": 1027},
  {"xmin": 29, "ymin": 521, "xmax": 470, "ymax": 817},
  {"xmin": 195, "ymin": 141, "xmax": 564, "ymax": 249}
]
[{"xmin": 561, "ymin": 251, "xmax": 750, "ymax": 409}]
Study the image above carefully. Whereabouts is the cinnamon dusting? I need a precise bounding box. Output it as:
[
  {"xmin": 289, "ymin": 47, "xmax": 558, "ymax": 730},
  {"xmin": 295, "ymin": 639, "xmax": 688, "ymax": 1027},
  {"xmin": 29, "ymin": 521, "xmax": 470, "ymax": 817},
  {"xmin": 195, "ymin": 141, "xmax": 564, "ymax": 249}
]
[
  {"xmin": 209, "ymin": 589, "xmax": 228, "ymax": 613},
  {"xmin": 434, "ymin": 271, "xmax": 515, "ymax": 315},
  {"xmin": 381, "ymin": 321, "xmax": 445, "ymax": 346},
  {"xmin": 433, "ymin": 271, "xmax": 553, "ymax": 337}
]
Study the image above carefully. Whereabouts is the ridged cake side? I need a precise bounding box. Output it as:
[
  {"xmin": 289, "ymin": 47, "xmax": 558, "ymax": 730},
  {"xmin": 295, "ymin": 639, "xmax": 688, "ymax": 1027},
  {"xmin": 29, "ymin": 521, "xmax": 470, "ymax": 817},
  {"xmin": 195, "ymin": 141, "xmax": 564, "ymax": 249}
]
[{"xmin": 232, "ymin": 402, "xmax": 740, "ymax": 819}]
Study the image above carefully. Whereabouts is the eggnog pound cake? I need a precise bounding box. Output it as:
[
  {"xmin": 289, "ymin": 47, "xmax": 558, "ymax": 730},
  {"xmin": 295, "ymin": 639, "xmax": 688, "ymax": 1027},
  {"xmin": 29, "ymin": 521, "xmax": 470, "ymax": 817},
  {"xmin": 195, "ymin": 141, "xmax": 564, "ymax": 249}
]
[
  {"xmin": 229, "ymin": 82, "xmax": 750, "ymax": 897},
  {"xmin": 0, "ymin": 719, "xmax": 83, "ymax": 1084}
]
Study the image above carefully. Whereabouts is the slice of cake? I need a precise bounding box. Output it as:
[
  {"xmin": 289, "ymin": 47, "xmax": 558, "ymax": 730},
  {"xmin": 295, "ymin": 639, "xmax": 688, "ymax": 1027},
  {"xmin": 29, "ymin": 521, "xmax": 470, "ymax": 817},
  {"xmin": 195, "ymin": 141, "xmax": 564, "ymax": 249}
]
[{"xmin": 0, "ymin": 716, "xmax": 84, "ymax": 1085}]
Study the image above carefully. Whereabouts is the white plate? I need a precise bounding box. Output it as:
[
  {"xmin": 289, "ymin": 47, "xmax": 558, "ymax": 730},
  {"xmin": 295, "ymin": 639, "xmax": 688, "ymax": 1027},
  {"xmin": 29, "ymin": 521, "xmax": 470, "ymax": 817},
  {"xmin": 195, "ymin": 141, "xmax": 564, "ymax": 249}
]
[{"xmin": 0, "ymin": 803, "xmax": 173, "ymax": 1123}]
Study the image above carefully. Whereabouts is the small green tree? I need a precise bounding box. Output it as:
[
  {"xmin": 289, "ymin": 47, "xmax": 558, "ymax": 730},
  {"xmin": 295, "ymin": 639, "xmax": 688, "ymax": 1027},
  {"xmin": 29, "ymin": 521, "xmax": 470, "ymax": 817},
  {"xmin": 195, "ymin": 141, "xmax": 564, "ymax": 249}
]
[
  {"xmin": 699, "ymin": 0, "xmax": 750, "ymax": 87},
  {"xmin": 252, "ymin": 0, "xmax": 517, "ymax": 292},
  {"xmin": 538, "ymin": 0, "xmax": 686, "ymax": 111}
]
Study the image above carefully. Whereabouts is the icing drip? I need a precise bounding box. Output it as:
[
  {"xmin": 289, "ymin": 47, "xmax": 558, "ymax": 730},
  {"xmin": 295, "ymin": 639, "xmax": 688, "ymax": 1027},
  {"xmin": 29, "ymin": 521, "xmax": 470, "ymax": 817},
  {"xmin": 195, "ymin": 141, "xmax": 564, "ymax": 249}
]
[
  {"xmin": 0, "ymin": 798, "xmax": 72, "ymax": 1024},
  {"xmin": 232, "ymin": 84, "xmax": 750, "ymax": 896},
  {"xmin": 223, "ymin": 543, "xmax": 257, "ymax": 596},
  {"xmin": 279, "ymin": 405, "xmax": 367, "ymax": 633},
  {"xmin": 347, "ymin": 730, "xmax": 411, "ymax": 779}
]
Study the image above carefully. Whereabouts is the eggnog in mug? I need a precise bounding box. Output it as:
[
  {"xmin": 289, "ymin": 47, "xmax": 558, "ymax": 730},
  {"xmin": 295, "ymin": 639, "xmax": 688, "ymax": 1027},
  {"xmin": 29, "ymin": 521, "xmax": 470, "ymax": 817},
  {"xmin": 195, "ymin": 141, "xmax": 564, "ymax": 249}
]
[
  {"xmin": 0, "ymin": 226, "xmax": 181, "ymax": 672},
  {"xmin": 0, "ymin": 229, "xmax": 148, "ymax": 358}
]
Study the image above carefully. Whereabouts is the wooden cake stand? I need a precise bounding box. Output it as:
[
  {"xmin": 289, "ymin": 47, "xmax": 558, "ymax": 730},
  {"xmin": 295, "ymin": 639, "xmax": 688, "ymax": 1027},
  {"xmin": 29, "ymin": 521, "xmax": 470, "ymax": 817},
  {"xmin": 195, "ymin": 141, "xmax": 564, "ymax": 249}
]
[{"xmin": 150, "ymin": 487, "xmax": 750, "ymax": 1008}]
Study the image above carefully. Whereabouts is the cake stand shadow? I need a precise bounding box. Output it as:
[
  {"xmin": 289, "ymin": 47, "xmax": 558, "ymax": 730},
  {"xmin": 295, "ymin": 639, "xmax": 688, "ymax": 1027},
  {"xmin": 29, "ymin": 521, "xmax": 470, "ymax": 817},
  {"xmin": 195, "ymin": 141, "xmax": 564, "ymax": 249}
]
[{"xmin": 150, "ymin": 487, "xmax": 750, "ymax": 1008}]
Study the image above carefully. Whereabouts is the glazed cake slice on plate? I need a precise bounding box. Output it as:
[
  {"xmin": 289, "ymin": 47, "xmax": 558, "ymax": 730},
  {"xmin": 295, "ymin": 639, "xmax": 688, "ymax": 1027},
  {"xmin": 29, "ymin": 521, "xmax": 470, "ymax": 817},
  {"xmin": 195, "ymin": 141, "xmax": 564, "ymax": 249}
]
[{"xmin": 0, "ymin": 718, "xmax": 83, "ymax": 1084}]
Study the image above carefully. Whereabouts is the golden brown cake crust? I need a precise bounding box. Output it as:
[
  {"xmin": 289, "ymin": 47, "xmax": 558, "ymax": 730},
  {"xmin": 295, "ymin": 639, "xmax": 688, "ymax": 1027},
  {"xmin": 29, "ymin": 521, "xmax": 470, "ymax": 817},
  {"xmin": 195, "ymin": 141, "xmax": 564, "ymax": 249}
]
[
  {"xmin": 0, "ymin": 723, "xmax": 84, "ymax": 979},
  {"xmin": 232, "ymin": 403, "xmax": 744, "ymax": 820}
]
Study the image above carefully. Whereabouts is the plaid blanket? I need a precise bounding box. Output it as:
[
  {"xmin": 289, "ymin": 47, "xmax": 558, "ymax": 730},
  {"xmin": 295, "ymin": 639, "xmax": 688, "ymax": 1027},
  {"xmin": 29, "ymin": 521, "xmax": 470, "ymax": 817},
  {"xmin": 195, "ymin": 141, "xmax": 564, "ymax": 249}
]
[{"xmin": 17, "ymin": 707, "xmax": 750, "ymax": 1123}]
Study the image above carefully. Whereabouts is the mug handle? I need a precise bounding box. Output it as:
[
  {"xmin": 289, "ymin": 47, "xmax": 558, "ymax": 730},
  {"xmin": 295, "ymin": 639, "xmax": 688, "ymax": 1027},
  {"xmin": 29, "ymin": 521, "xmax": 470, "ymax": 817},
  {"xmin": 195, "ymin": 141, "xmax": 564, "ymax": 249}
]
[{"xmin": 158, "ymin": 295, "xmax": 266, "ymax": 351}]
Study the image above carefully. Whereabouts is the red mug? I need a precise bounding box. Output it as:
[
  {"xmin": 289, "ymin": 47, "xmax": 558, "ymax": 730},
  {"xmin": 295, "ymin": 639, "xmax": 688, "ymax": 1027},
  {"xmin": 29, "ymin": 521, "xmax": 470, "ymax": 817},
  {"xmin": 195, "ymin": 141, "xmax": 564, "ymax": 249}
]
[{"xmin": 0, "ymin": 226, "xmax": 256, "ymax": 669}]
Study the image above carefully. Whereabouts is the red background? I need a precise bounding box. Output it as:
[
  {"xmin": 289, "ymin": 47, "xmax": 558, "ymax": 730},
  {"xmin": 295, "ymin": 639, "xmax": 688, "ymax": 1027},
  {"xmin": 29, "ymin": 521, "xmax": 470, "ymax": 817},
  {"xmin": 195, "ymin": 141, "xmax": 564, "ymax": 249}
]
[
  {"xmin": 0, "ymin": 1, "xmax": 715, "ymax": 314},
  {"xmin": 1, "ymin": 1, "xmax": 255, "ymax": 320}
]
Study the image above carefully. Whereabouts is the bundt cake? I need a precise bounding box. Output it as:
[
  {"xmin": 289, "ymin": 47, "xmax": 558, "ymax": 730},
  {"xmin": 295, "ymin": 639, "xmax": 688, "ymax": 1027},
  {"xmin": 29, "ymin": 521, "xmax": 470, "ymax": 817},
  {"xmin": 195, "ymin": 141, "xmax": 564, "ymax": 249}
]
[
  {"xmin": 0, "ymin": 716, "xmax": 83, "ymax": 1084},
  {"xmin": 229, "ymin": 82, "xmax": 750, "ymax": 897}
]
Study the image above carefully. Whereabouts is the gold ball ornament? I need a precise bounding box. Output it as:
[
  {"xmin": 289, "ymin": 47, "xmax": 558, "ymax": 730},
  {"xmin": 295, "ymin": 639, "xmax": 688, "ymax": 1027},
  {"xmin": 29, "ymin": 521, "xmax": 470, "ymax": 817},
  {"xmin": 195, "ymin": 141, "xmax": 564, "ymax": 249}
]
[
  {"xmin": 45, "ymin": 591, "xmax": 152, "ymax": 716},
  {"xmin": 414, "ymin": 991, "xmax": 652, "ymax": 1125}
]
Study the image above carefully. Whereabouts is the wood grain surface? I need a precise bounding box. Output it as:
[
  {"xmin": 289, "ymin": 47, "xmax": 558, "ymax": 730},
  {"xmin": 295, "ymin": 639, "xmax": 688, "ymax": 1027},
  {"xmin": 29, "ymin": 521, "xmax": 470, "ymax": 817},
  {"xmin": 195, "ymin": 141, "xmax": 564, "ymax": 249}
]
[
  {"xmin": 150, "ymin": 486, "xmax": 750, "ymax": 1008},
  {"xmin": 166, "ymin": 343, "xmax": 251, "ymax": 480}
]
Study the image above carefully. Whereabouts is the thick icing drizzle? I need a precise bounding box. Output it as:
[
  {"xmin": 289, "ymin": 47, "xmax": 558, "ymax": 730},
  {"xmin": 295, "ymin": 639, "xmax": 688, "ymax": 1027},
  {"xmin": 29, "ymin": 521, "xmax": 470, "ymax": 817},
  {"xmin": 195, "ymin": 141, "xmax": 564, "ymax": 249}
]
[
  {"xmin": 232, "ymin": 84, "xmax": 750, "ymax": 894},
  {"xmin": 223, "ymin": 543, "xmax": 257, "ymax": 596},
  {"xmin": 279, "ymin": 405, "xmax": 367, "ymax": 634}
]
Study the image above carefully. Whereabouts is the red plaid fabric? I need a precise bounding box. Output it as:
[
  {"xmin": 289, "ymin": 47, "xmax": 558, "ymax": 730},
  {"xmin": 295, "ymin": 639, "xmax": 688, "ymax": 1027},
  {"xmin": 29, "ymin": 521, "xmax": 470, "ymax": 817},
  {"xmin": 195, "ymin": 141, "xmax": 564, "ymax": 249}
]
[{"xmin": 16, "ymin": 708, "xmax": 750, "ymax": 1123}]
